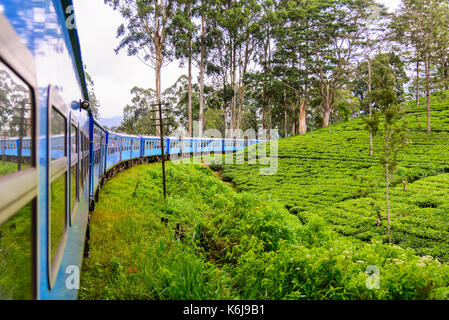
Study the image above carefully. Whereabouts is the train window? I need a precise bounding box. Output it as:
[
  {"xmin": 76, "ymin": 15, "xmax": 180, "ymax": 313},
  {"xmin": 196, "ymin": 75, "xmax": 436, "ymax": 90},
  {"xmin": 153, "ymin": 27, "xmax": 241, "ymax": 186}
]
[
  {"xmin": 50, "ymin": 173, "xmax": 66, "ymax": 268},
  {"xmin": 50, "ymin": 108, "xmax": 66, "ymax": 160},
  {"xmin": 80, "ymin": 132, "xmax": 85, "ymax": 190},
  {"xmin": 70, "ymin": 124, "xmax": 78, "ymax": 214},
  {"xmin": 0, "ymin": 61, "xmax": 33, "ymax": 177},
  {"xmin": 48, "ymin": 87, "xmax": 68, "ymax": 288}
]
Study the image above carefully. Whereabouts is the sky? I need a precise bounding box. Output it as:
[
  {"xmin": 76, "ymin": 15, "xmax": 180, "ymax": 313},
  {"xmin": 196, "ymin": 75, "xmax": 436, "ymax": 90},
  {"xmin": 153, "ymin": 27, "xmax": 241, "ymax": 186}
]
[{"xmin": 73, "ymin": 0, "xmax": 402, "ymax": 120}]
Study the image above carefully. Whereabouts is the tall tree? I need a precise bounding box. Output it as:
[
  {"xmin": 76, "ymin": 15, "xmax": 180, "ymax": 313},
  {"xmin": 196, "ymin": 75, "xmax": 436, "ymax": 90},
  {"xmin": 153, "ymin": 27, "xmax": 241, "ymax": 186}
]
[
  {"xmin": 105, "ymin": 0, "xmax": 175, "ymax": 135},
  {"xmin": 392, "ymin": 0, "xmax": 445, "ymax": 134},
  {"xmin": 168, "ymin": 0, "xmax": 196, "ymax": 136},
  {"xmin": 310, "ymin": 0, "xmax": 377, "ymax": 129}
]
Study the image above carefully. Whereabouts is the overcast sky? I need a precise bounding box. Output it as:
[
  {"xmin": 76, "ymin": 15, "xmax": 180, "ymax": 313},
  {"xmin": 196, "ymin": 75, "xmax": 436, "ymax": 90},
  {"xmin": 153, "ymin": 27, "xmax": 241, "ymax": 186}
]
[{"xmin": 73, "ymin": 0, "xmax": 402, "ymax": 120}]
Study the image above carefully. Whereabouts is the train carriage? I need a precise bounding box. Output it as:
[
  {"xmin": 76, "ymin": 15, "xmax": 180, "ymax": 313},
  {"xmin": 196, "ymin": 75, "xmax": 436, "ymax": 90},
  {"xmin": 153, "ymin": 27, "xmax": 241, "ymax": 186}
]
[
  {"xmin": 0, "ymin": 0, "xmax": 265, "ymax": 301},
  {"xmin": 143, "ymin": 136, "xmax": 168, "ymax": 157},
  {"xmin": 167, "ymin": 137, "xmax": 196, "ymax": 155},
  {"xmin": 105, "ymin": 131, "xmax": 122, "ymax": 171},
  {"xmin": 89, "ymin": 118, "xmax": 106, "ymax": 204}
]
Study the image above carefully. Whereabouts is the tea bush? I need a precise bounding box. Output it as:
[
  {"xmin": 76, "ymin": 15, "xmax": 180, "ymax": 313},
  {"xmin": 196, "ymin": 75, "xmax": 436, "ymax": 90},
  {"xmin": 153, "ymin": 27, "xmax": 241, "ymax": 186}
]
[{"xmin": 222, "ymin": 92, "xmax": 449, "ymax": 262}]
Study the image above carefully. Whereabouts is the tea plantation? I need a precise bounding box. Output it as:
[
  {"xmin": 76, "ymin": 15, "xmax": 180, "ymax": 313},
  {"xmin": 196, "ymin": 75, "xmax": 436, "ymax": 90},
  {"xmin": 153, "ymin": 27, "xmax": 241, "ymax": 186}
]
[
  {"xmin": 81, "ymin": 163, "xmax": 449, "ymax": 300},
  {"xmin": 221, "ymin": 92, "xmax": 449, "ymax": 262},
  {"xmin": 81, "ymin": 93, "xmax": 449, "ymax": 300}
]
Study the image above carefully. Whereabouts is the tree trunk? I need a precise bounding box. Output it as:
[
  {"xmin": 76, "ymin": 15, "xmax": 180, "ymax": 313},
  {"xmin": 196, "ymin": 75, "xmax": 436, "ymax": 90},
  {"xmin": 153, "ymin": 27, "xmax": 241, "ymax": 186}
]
[
  {"xmin": 230, "ymin": 44, "xmax": 237, "ymax": 137},
  {"xmin": 298, "ymin": 94, "xmax": 307, "ymax": 135},
  {"xmin": 416, "ymin": 60, "xmax": 420, "ymax": 106},
  {"xmin": 237, "ymin": 85, "xmax": 244, "ymax": 134},
  {"xmin": 199, "ymin": 15, "xmax": 205, "ymax": 138},
  {"xmin": 267, "ymin": 97, "xmax": 272, "ymax": 140},
  {"xmin": 237, "ymin": 34, "xmax": 251, "ymax": 133},
  {"xmin": 155, "ymin": 55, "xmax": 162, "ymax": 136},
  {"xmin": 188, "ymin": 47, "xmax": 193, "ymax": 137},
  {"xmin": 187, "ymin": 1, "xmax": 192, "ymax": 137},
  {"xmin": 262, "ymin": 85, "xmax": 267, "ymax": 133},
  {"xmin": 322, "ymin": 83, "xmax": 332, "ymax": 128},
  {"xmin": 386, "ymin": 149, "xmax": 391, "ymax": 244},
  {"xmin": 368, "ymin": 57, "xmax": 373, "ymax": 156},
  {"xmin": 283, "ymin": 89, "xmax": 288, "ymax": 138},
  {"xmin": 323, "ymin": 105, "xmax": 331, "ymax": 128},
  {"xmin": 443, "ymin": 58, "xmax": 449, "ymax": 90},
  {"xmin": 425, "ymin": 53, "xmax": 431, "ymax": 135}
]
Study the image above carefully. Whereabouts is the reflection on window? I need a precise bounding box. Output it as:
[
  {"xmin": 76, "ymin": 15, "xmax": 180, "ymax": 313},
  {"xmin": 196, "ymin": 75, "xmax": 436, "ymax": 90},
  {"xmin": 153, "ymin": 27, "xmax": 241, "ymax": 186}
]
[
  {"xmin": 71, "ymin": 124, "xmax": 77, "ymax": 156},
  {"xmin": 0, "ymin": 61, "xmax": 33, "ymax": 178},
  {"xmin": 70, "ymin": 124, "xmax": 77, "ymax": 211},
  {"xmin": 50, "ymin": 174, "xmax": 66, "ymax": 267},
  {"xmin": 70, "ymin": 164, "xmax": 77, "ymax": 212},
  {"xmin": 0, "ymin": 201, "xmax": 33, "ymax": 300},
  {"xmin": 50, "ymin": 108, "xmax": 66, "ymax": 160}
]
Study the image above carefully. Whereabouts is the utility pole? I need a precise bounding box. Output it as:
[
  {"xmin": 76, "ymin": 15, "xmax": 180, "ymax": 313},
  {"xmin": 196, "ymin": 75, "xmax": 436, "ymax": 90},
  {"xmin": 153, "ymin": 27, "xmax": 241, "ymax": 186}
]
[{"xmin": 150, "ymin": 102, "xmax": 170, "ymax": 199}]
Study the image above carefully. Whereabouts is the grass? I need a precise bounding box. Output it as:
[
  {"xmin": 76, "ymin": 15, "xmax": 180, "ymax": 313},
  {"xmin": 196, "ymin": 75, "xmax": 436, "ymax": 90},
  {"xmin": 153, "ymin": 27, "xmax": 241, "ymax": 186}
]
[{"xmin": 80, "ymin": 162, "xmax": 449, "ymax": 300}]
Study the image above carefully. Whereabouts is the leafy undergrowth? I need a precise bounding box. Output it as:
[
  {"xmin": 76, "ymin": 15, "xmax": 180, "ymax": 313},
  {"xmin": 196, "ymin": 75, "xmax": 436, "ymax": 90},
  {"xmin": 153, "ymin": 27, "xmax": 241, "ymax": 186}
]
[
  {"xmin": 221, "ymin": 91, "xmax": 449, "ymax": 262},
  {"xmin": 80, "ymin": 163, "xmax": 449, "ymax": 300}
]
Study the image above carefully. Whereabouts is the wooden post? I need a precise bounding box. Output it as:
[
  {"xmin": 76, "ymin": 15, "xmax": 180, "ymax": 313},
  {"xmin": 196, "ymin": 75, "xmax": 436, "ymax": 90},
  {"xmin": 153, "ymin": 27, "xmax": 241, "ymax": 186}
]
[
  {"xmin": 158, "ymin": 102, "xmax": 167, "ymax": 199},
  {"xmin": 150, "ymin": 102, "xmax": 169, "ymax": 199}
]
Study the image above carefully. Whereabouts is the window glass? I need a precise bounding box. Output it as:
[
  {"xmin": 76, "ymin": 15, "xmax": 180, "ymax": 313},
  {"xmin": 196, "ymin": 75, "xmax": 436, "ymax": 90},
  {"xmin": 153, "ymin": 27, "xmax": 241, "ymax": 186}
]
[
  {"xmin": 0, "ymin": 61, "xmax": 33, "ymax": 177},
  {"xmin": 71, "ymin": 124, "xmax": 77, "ymax": 156},
  {"xmin": 50, "ymin": 173, "xmax": 66, "ymax": 266},
  {"xmin": 50, "ymin": 108, "xmax": 66, "ymax": 160},
  {"xmin": 70, "ymin": 124, "xmax": 77, "ymax": 211},
  {"xmin": 70, "ymin": 164, "xmax": 77, "ymax": 211},
  {"xmin": 0, "ymin": 200, "xmax": 34, "ymax": 300}
]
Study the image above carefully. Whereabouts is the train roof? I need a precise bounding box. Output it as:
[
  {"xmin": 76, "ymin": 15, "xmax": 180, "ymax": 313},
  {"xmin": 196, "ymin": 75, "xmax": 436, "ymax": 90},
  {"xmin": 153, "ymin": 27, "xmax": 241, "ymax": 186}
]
[{"xmin": 62, "ymin": 0, "xmax": 89, "ymax": 101}]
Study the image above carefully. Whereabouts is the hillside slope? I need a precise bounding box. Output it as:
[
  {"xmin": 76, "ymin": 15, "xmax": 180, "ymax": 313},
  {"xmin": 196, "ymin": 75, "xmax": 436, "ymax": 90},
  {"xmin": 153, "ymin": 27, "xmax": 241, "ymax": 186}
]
[
  {"xmin": 81, "ymin": 163, "xmax": 449, "ymax": 299},
  {"xmin": 222, "ymin": 92, "xmax": 449, "ymax": 261}
]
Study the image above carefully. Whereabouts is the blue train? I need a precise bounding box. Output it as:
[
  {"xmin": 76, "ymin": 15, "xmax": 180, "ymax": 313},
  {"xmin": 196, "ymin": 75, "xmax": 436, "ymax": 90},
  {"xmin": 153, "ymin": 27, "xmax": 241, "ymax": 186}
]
[{"xmin": 0, "ymin": 1, "xmax": 264, "ymax": 300}]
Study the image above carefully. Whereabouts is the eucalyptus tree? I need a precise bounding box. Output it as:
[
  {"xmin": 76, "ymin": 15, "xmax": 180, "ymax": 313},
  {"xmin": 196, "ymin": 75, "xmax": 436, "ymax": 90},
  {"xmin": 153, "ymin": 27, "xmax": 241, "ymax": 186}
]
[
  {"xmin": 434, "ymin": 2, "xmax": 449, "ymax": 91},
  {"xmin": 392, "ymin": 0, "xmax": 446, "ymax": 134},
  {"xmin": 305, "ymin": 0, "xmax": 379, "ymax": 129},
  {"xmin": 235, "ymin": 0, "xmax": 263, "ymax": 135},
  {"xmin": 194, "ymin": 1, "xmax": 221, "ymax": 137},
  {"xmin": 105, "ymin": 0, "xmax": 176, "ymax": 135},
  {"xmin": 168, "ymin": 0, "xmax": 197, "ymax": 136},
  {"xmin": 271, "ymin": 0, "xmax": 318, "ymax": 135},
  {"xmin": 217, "ymin": 0, "xmax": 245, "ymax": 136}
]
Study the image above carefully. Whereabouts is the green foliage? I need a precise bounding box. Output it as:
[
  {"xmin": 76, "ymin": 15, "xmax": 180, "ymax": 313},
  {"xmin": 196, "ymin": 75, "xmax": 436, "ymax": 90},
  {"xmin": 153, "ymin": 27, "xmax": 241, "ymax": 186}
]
[
  {"xmin": 80, "ymin": 162, "xmax": 449, "ymax": 300},
  {"xmin": 222, "ymin": 92, "xmax": 449, "ymax": 262}
]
